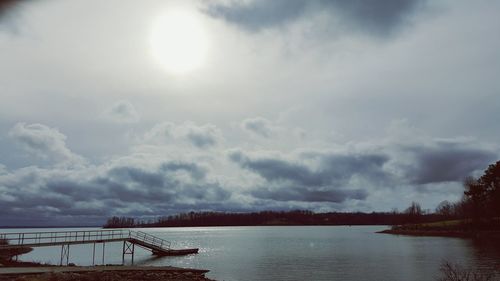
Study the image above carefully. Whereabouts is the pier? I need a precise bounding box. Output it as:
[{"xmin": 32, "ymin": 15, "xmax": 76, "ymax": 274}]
[{"xmin": 0, "ymin": 229, "xmax": 199, "ymax": 265}]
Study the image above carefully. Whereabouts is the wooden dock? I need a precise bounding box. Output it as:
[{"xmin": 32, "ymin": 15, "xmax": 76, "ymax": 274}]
[{"xmin": 0, "ymin": 229, "xmax": 199, "ymax": 265}]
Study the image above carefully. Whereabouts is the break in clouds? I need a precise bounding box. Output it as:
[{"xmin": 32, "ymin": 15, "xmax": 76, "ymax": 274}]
[{"xmin": 0, "ymin": 120, "xmax": 497, "ymax": 225}]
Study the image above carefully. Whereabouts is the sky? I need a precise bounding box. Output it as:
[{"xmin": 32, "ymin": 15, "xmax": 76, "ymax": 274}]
[{"xmin": 0, "ymin": 0, "xmax": 499, "ymax": 226}]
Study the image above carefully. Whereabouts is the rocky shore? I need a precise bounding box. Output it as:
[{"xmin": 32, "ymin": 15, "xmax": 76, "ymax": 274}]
[
  {"xmin": 0, "ymin": 265, "xmax": 216, "ymax": 281},
  {"xmin": 0, "ymin": 270, "xmax": 215, "ymax": 281}
]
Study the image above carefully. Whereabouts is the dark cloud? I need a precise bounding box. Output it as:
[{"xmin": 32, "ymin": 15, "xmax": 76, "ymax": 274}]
[
  {"xmin": 251, "ymin": 186, "xmax": 367, "ymax": 203},
  {"xmin": 401, "ymin": 140, "xmax": 497, "ymax": 184},
  {"xmin": 230, "ymin": 150, "xmax": 389, "ymax": 187},
  {"xmin": 0, "ymin": 0, "xmax": 22, "ymax": 20},
  {"xmin": 0, "ymin": 0, "xmax": 30, "ymax": 33},
  {"xmin": 0, "ymin": 160, "xmax": 231, "ymax": 226},
  {"xmin": 229, "ymin": 150, "xmax": 385, "ymax": 203},
  {"xmin": 230, "ymin": 151, "xmax": 321, "ymax": 185},
  {"xmin": 230, "ymin": 138, "xmax": 499, "ymax": 205},
  {"xmin": 316, "ymin": 153, "xmax": 391, "ymax": 186},
  {"xmin": 96, "ymin": 163, "xmax": 229, "ymax": 204},
  {"xmin": 207, "ymin": 0, "xmax": 307, "ymax": 32},
  {"xmin": 205, "ymin": 0, "xmax": 425, "ymax": 36},
  {"xmin": 108, "ymin": 166, "xmax": 166, "ymax": 189}
]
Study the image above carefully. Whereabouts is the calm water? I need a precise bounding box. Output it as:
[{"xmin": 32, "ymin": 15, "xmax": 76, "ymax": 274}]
[{"xmin": 2, "ymin": 226, "xmax": 500, "ymax": 281}]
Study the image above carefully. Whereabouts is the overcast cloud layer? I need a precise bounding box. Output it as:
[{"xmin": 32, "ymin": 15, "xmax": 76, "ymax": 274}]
[{"xmin": 0, "ymin": 0, "xmax": 499, "ymax": 225}]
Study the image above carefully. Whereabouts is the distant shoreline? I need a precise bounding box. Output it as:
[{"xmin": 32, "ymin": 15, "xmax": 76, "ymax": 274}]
[
  {"xmin": 109, "ymin": 223, "xmax": 391, "ymax": 228},
  {"xmin": 103, "ymin": 211, "xmax": 447, "ymax": 229},
  {"xmin": 1, "ymin": 224, "xmax": 387, "ymax": 229},
  {"xmin": 377, "ymin": 229, "xmax": 473, "ymax": 238},
  {"xmin": 378, "ymin": 228, "xmax": 500, "ymax": 238}
]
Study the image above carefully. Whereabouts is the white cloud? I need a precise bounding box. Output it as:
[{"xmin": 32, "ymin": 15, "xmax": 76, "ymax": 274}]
[{"xmin": 8, "ymin": 122, "xmax": 84, "ymax": 165}]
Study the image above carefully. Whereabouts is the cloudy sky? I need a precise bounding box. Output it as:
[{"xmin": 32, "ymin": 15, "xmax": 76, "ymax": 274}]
[{"xmin": 0, "ymin": 0, "xmax": 499, "ymax": 226}]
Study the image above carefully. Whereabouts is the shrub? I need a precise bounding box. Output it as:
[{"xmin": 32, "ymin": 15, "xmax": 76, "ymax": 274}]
[{"xmin": 438, "ymin": 261, "xmax": 496, "ymax": 281}]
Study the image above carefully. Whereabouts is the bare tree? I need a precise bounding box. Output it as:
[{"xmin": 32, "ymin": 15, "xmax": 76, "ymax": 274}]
[
  {"xmin": 436, "ymin": 200, "xmax": 453, "ymax": 218},
  {"xmin": 405, "ymin": 201, "xmax": 423, "ymax": 223}
]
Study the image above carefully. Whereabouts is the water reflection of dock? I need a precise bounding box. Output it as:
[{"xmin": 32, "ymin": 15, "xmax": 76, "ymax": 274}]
[{"xmin": 0, "ymin": 229, "xmax": 199, "ymax": 265}]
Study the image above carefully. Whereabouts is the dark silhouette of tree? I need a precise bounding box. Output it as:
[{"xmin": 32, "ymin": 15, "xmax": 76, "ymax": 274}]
[
  {"xmin": 451, "ymin": 198, "xmax": 468, "ymax": 219},
  {"xmin": 464, "ymin": 176, "xmax": 487, "ymax": 227},
  {"xmin": 478, "ymin": 161, "xmax": 500, "ymax": 221}
]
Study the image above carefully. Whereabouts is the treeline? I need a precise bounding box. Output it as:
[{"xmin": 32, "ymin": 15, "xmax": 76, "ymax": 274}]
[
  {"xmin": 104, "ymin": 216, "xmax": 136, "ymax": 228},
  {"xmin": 103, "ymin": 210, "xmax": 444, "ymax": 228}
]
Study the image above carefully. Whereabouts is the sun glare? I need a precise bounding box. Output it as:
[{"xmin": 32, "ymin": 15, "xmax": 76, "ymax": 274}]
[{"xmin": 150, "ymin": 9, "xmax": 209, "ymax": 74}]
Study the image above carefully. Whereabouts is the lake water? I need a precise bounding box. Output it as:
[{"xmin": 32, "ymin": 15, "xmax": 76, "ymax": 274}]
[{"xmin": 1, "ymin": 226, "xmax": 500, "ymax": 281}]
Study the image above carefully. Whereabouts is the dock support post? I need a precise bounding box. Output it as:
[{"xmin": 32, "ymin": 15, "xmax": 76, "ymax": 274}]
[
  {"xmin": 102, "ymin": 242, "xmax": 105, "ymax": 265},
  {"xmin": 92, "ymin": 242, "xmax": 96, "ymax": 265},
  {"xmin": 122, "ymin": 241, "xmax": 135, "ymax": 265},
  {"xmin": 60, "ymin": 244, "xmax": 70, "ymax": 266}
]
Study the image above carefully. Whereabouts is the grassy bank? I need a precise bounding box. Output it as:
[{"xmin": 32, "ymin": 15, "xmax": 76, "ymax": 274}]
[{"xmin": 378, "ymin": 219, "xmax": 500, "ymax": 238}]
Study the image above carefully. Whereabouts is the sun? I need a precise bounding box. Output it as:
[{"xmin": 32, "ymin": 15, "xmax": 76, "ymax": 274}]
[{"xmin": 150, "ymin": 9, "xmax": 209, "ymax": 74}]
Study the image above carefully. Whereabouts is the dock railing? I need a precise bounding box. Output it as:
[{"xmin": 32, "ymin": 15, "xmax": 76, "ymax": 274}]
[
  {"xmin": 0, "ymin": 229, "xmax": 170, "ymax": 251},
  {"xmin": 0, "ymin": 229, "xmax": 128, "ymax": 246},
  {"xmin": 129, "ymin": 230, "xmax": 171, "ymax": 250}
]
